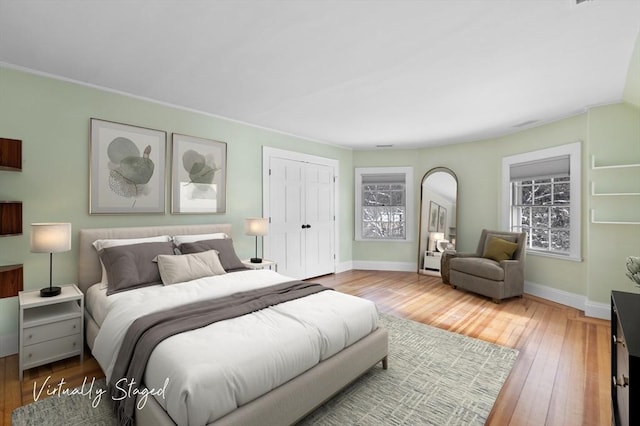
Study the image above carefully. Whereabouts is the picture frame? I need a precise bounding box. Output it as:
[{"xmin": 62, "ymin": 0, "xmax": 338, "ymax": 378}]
[
  {"xmin": 428, "ymin": 201, "xmax": 439, "ymax": 232},
  {"xmin": 90, "ymin": 118, "xmax": 166, "ymax": 214},
  {"xmin": 171, "ymin": 133, "xmax": 227, "ymax": 214},
  {"xmin": 438, "ymin": 205, "xmax": 447, "ymax": 232}
]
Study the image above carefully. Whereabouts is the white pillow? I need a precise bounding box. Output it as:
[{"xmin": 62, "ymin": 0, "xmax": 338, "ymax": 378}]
[
  {"xmin": 156, "ymin": 250, "xmax": 226, "ymax": 285},
  {"xmin": 92, "ymin": 235, "xmax": 172, "ymax": 289},
  {"xmin": 172, "ymin": 232, "xmax": 227, "ymax": 245}
]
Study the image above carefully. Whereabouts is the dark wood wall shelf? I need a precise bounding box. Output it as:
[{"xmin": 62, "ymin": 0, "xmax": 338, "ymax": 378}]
[
  {"xmin": 0, "ymin": 264, "xmax": 23, "ymax": 298},
  {"xmin": 0, "ymin": 201, "xmax": 22, "ymax": 236},
  {"xmin": 0, "ymin": 138, "xmax": 23, "ymax": 297},
  {"xmin": 0, "ymin": 138, "xmax": 22, "ymax": 171}
]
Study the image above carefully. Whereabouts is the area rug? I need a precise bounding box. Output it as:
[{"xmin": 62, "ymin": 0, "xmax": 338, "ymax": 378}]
[
  {"xmin": 12, "ymin": 314, "xmax": 518, "ymax": 426},
  {"xmin": 299, "ymin": 314, "xmax": 518, "ymax": 425}
]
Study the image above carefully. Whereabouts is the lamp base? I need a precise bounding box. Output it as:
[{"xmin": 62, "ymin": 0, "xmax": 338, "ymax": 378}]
[
  {"xmin": 40, "ymin": 286, "xmax": 61, "ymax": 297},
  {"xmin": 250, "ymin": 257, "xmax": 263, "ymax": 263}
]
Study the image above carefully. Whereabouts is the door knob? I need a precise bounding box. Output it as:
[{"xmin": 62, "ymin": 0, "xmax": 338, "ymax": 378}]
[
  {"xmin": 613, "ymin": 375, "xmax": 629, "ymax": 387},
  {"xmin": 613, "ymin": 335, "xmax": 625, "ymax": 346}
]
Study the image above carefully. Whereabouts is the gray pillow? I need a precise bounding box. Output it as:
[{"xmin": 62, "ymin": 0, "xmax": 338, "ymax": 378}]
[
  {"xmin": 179, "ymin": 238, "xmax": 246, "ymax": 271},
  {"xmin": 99, "ymin": 241, "xmax": 175, "ymax": 295}
]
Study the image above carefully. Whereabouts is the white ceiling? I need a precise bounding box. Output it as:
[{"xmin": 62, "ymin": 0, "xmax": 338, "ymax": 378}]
[{"xmin": 1, "ymin": 1, "xmax": 639, "ymax": 150}]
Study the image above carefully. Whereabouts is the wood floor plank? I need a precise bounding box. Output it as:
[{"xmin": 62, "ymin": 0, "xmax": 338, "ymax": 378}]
[
  {"xmin": 2, "ymin": 355, "xmax": 21, "ymax": 426},
  {"xmin": 546, "ymin": 318, "xmax": 586, "ymax": 425},
  {"xmin": 1, "ymin": 270, "xmax": 611, "ymax": 425}
]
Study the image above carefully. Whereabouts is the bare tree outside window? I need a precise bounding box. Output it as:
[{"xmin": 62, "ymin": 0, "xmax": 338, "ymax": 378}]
[
  {"xmin": 355, "ymin": 166, "xmax": 414, "ymax": 242},
  {"xmin": 511, "ymin": 176, "xmax": 570, "ymax": 253},
  {"xmin": 502, "ymin": 142, "xmax": 581, "ymax": 261},
  {"xmin": 362, "ymin": 183, "xmax": 406, "ymax": 239}
]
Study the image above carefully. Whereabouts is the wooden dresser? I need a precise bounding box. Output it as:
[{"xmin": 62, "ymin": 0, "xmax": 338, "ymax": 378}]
[{"xmin": 611, "ymin": 291, "xmax": 640, "ymax": 426}]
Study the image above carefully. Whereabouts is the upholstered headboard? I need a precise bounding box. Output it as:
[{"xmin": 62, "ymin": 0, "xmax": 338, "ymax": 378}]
[{"xmin": 77, "ymin": 223, "xmax": 233, "ymax": 294}]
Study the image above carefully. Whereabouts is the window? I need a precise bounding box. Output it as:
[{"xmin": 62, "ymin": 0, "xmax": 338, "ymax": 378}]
[
  {"xmin": 502, "ymin": 142, "xmax": 581, "ymax": 261},
  {"xmin": 511, "ymin": 176, "xmax": 570, "ymax": 252},
  {"xmin": 355, "ymin": 167, "xmax": 414, "ymax": 241}
]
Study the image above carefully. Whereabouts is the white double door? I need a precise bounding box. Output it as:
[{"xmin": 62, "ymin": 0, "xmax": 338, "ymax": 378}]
[{"xmin": 265, "ymin": 152, "xmax": 335, "ymax": 280}]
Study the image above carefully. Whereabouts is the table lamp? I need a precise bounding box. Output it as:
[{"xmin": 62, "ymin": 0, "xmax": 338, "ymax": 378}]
[
  {"xmin": 30, "ymin": 223, "xmax": 71, "ymax": 297},
  {"xmin": 244, "ymin": 218, "xmax": 268, "ymax": 263}
]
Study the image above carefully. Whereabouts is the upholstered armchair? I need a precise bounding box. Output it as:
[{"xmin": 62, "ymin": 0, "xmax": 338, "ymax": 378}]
[{"xmin": 448, "ymin": 229, "xmax": 527, "ymax": 303}]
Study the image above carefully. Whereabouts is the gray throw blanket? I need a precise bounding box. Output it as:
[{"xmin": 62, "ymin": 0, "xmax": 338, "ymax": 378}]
[{"xmin": 108, "ymin": 280, "xmax": 330, "ymax": 426}]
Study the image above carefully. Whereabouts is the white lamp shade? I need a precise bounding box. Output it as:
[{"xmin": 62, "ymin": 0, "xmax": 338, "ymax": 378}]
[
  {"xmin": 428, "ymin": 232, "xmax": 445, "ymax": 241},
  {"xmin": 244, "ymin": 218, "xmax": 269, "ymax": 236},
  {"xmin": 30, "ymin": 223, "xmax": 72, "ymax": 253}
]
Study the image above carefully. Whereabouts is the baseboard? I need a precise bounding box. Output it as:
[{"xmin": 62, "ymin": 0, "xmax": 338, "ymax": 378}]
[
  {"xmin": 336, "ymin": 261, "xmax": 353, "ymax": 274},
  {"xmin": 351, "ymin": 260, "xmax": 417, "ymax": 272},
  {"xmin": 524, "ymin": 280, "xmax": 610, "ymax": 320},
  {"xmin": 584, "ymin": 300, "xmax": 610, "ymax": 320},
  {"xmin": 0, "ymin": 333, "xmax": 18, "ymax": 357}
]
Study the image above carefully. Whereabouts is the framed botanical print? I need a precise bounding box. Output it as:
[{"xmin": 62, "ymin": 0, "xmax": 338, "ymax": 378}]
[
  {"xmin": 438, "ymin": 205, "xmax": 447, "ymax": 232},
  {"xmin": 90, "ymin": 118, "xmax": 166, "ymax": 214},
  {"xmin": 171, "ymin": 133, "xmax": 227, "ymax": 214},
  {"xmin": 428, "ymin": 201, "xmax": 439, "ymax": 232}
]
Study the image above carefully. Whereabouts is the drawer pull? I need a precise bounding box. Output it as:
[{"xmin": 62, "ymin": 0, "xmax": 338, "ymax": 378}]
[
  {"xmin": 613, "ymin": 375, "xmax": 629, "ymax": 387},
  {"xmin": 28, "ymin": 353, "xmax": 32, "ymax": 358},
  {"xmin": 28, "ymin": 334, "xmax": 33, "ymax": 339},
  {"xmin": 613, "ymin": 335, "xmax": 625, "ymax": 346},
  {"xmin": 73, "ymin": 324, "xmax": 77, "ymax": 329}
]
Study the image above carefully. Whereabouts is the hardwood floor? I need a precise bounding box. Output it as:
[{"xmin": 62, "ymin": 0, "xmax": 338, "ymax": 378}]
[{"xmin": 1, "ymin": 270, "xmax": 611, "ymax": 426}]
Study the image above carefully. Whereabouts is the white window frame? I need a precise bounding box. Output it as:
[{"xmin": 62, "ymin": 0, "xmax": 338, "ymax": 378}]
[
  {"xmin": 501, "ymin": 142, "xmax": 582, "ymax": 261},
  {"xmin": 355, "ymin": 166, "xmax": 414, "ymax": 242}
]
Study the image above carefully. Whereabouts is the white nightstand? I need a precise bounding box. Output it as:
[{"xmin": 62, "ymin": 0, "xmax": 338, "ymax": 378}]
[
  {"xmin": 423, "ymin": 251, "xmax": 442, "ymax": 275},
  {"xmin": 242, "ymin": 259, "xmax": 278, "ymax": 272},
  {"xmin": 18, "ymin": 284, "xmax": 84, "ymax": 380}
]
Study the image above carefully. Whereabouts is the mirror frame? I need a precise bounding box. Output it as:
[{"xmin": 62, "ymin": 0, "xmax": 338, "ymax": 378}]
[{"xmin": 417, "ymin": 167, "xmax": 458, "ymax": 274}]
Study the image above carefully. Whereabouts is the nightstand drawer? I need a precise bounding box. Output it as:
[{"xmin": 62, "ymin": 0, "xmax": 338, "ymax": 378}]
[
  {"xmin": 23, "ymin": 317, "xmax": 81, "ymax": 345},
  {"xmin": 18, "ymin": 284, "xmax": 84, "ymax": 381},
  {"xmin": 21, "ymin": 333, "xmax": 81, "ymax": 367}
]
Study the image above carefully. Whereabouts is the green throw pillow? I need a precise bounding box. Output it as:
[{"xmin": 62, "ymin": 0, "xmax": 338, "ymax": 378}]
[{"xmin": 483, "ymin": 236, "xmax": 518, "ymax": 262}]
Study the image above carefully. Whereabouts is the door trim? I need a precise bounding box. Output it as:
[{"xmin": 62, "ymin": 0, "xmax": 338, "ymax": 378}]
[{"xmin": 262, "ymin": 147, "xmax": 339, "ymax": 274}]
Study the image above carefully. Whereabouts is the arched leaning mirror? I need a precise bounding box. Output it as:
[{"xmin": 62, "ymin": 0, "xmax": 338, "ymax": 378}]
[{"xmin": 418, "ymin": 167, "xmax": 458, "ymax": 276}]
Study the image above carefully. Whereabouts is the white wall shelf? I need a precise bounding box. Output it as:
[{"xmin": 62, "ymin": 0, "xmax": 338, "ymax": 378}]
[
  {"xmin": 590, "ymin": 156, "xmax": 640, "ymax": 225},
  {"xmin": 591, "ymin": 155, "xmax": 640, "ymax": 170},
  {"xmin": 591, "ymin": 182, "xmax": 640, "ymax": 197},
  {"xmin": 590, "ymin": 210, "xmax": 640, "ymax": 225}
]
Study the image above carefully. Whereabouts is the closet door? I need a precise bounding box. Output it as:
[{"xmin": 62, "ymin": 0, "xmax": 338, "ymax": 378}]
[
  {"xmin": 268, "ymin": 157, "xmax": 306, "ymax": 279},
  {"xmin": 304, "ymin": 163, "xmax": 334, "ymax": 278},
  {"xmin": 267, "ymin": 156, "xmax": 335, "ymax": 279}
]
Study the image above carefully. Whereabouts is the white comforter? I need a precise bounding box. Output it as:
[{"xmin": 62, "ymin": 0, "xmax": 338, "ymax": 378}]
[{"xmin": 92, "ymin": 269, "xmax": 379, "ymax": 426}]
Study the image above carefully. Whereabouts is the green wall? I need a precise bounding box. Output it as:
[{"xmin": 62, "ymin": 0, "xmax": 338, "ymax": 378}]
[
  {"xmin": 587, "ymin": 103, "xmax": 640, "ymax": 303},
  {"xmin": 354, "ymin": 114, "xmax": 590, "ymax": 296},
  {"xmin": 1, "ymin": 28, "xmax": 638, "ymax": 348},
  {"xmin": 353, "ymin": 105, "xmax": 639, "ymax": 302},
  {"xmin": 0, "ymin": 67, "xmax": 354, "ymax": 342}
]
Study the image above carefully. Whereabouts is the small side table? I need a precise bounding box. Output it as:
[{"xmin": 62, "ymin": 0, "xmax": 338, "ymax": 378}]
[
  {"xmin": 18, "ymin": 284, "xmax": 84, "ymax": 380},
  {"xmin": 242, "ymin": 259, "xmax": 278, "ymax": 272},
  {"xmin": 423, "ymin": 251, "xmax": 442, "ymax": 273}
]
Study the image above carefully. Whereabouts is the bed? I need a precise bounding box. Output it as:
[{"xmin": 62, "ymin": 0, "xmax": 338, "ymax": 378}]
[{"xmin": 78, "ymin": 224, "xmax": 388, "ymax": 426}]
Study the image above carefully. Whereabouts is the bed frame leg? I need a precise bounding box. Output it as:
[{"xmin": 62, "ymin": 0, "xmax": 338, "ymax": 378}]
[{"xmin": 381, "ymin": 356, "xmax": 388, "ymax": 370}]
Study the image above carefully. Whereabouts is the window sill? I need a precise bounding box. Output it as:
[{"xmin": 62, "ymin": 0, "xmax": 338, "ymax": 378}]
[
  {"xmin": 526, "ymin": 249, "xmax": 582, "ymax": 262},
  {"xmin": 355, "ymin": 238, "xmax": 414, "ymax": 243}
]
